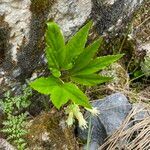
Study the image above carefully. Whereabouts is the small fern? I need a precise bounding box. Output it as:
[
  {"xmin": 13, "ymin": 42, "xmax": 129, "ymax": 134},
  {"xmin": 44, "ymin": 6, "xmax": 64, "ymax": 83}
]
[
  {"xmin": 1, "ymin": 114, "xmax": 28, "ymax": 150},
  {"xmin": 0, "ymin": 87, "xmax": 32, "ymax": 150}
]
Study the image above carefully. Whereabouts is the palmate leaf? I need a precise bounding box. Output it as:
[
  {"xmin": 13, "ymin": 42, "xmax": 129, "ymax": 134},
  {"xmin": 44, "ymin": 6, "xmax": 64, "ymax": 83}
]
[
  {"xmin": 29, "ymin": 77, "xmax": 61, "ymax": 95},
  {"xmin": 30, "ymin": 77, "xmax": 91, "ymax": 109},
  {"xmin": 71, "ymin": 74, "xmax": 112, "ymax": 86},
  {"xmin": 72, "ymin": 54, "xmax": 123, "ymax": 75},
  {"xmin": 70, "ymin": 38, "xmax": 103, "ymax": 73},
  {"xmin": 63, "ymin": 21, "xmax": 93, "ymax": 68},
  {"xmin": 46, "ymin": 22, "xmax": 65, "ymax": 68}
]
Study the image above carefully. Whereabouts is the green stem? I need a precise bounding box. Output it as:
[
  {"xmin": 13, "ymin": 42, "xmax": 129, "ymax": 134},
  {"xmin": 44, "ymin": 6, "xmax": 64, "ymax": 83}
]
[
  {"xmin": 129, "ymin": 71, "xmax": 150, "ymax": 83},
  {"xmin": 86, "ymin": 115, "xmax": 92, "ymax": 150}
]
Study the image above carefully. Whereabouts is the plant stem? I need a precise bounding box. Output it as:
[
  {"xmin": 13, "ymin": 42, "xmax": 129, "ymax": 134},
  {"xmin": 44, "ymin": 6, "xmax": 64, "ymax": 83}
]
[
  {"xmin": 86, "ymin": 115, "xmax": 92, "ymax": 150},
  {"xmin": 129, "ymin": 71, "xmax": 150, "ymax": 83}
]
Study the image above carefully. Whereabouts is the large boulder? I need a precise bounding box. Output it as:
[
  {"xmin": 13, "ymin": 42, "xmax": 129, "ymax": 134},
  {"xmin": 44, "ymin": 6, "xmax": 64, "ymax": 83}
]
[
  {"xmin": 0, "ymin": 0, "xmax": 91, "ymax": 96},
  {"xmin": 0, "ymin": 0, "xmax": 145, "ymax": 95},
  {"xmin": 92, "ymin": 0, "xmax": 144, "ymax": 34}
]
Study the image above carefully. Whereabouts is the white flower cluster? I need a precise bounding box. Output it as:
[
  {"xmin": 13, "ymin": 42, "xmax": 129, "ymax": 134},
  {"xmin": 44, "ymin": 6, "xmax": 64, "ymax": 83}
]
[{"xmin": 66, "ymin": 104, "xmax": 100, "ymax": 130}]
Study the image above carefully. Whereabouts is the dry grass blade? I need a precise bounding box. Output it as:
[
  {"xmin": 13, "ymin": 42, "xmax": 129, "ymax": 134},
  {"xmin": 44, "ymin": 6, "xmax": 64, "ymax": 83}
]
[{"xmin": 99, "ymin": 104, "xmax": 150, "ymax": 150}]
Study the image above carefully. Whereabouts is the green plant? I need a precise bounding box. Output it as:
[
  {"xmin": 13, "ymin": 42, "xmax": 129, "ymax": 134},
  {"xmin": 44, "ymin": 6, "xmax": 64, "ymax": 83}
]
[
  {"xmin": 141, "ymin": 53, "xmax": 150, "ymax": 77},
  {"xmin": 30, "ymin": 21, "xmax": 123, "ymax": 128},
  {"xmin": 1, "ymin": 113, "xmax": 28, "ymax": 150},
  {"xmin": 0, "ymin": 87, "xmax": 32, "ymax": 150},
  {"xmin": 86, "ymin": 114, "xmax": 92, "ymax": 150}
]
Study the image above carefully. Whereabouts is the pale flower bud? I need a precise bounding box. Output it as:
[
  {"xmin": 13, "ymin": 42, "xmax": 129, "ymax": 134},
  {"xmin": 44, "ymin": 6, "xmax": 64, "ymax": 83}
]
[
  {"xmin": 66, "ymin": 104, "xmax": 88, "ymax": 130},
  {"xmin": 66, "ymin": 112, "xmax": 74, "ymax": 126},
  {"xmin": 86, "ymin": 107, "xmax": 100, "ymax": 116},
  {"xmin": 74, "ymin": 111, "xmax": 88, "ymax": 130}
]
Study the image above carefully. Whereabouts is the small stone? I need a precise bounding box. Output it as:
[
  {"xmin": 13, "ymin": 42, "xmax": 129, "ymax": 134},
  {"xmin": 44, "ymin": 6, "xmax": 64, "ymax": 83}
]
[
  {"xmin": 12, "ymin": 68, "xmax": 21, "ymax": 78},
  {"xmin": 41, "ymin": 132, "xmax": 50, "ymax": 141},
  {"xmin": 0, "ymin": 138, "xmax": 16, "ymax": 150},
  {"xmin": 78, "ymin": 93, "xmax": 132, "ymax": 149},
  {"xmin": 133, "ymin": 103, "xmax": 150, "ymax": 121}
]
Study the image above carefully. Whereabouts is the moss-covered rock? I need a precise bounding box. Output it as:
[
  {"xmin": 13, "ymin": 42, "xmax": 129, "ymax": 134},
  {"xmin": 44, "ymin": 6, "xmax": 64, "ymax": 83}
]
[{"xmin": 26, "ymin": 111, "xmax": 79, "ymax": 150}]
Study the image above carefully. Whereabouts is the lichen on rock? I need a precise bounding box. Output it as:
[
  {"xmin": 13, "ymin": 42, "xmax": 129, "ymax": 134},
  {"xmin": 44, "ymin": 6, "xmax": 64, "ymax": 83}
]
[
  {"xmin": 0, "ymin": 0, "xmax": 92, "ymax": 96},
  {"xmin": 92, "ymin": 0, "xmax": 145, "ymax": 34}
]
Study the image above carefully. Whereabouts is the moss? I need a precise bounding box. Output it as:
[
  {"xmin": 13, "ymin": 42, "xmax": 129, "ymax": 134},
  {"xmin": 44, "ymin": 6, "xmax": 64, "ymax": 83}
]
[
  {"xmin": 30, "ymin": 0, "xmax": 56, "ymax": 14},
  {"xmin": 27, "ymin": 111, "xmax": 79, "ymax": 150}
]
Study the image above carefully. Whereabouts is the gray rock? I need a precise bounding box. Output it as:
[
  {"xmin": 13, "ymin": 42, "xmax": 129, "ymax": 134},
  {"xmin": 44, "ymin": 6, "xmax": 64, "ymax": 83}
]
[
  {"xmin": 79, "ymin": 114, "xmax": 107, "ymax": 146},
  {"xmin": 133, "ymin": 103, "xmax": 150, "ymax": 121},
  {"xmin": 92, "ymin": 0, "xmax": 144, "ymax": 34},
  {"xmin": 83, "ymin": 142, "xmax": 100, "ymax": 150},
  {"xmin": 78, "ymin": 93, "xmax": 132, "ymax": 149},
  {"xmin": 48, "ymin": 0, "xmax": 92, "ymax": 38},
  {"xmin": 0, "ymin": 0, "xmax": 91, "ymax": 95},
  {"xmin": 0, "ymin": 138, "xmax": 16, "ymax": 150},
  {"xmin": 93, "ymin": 93, "xmax": 132, "ymax": 135}
]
